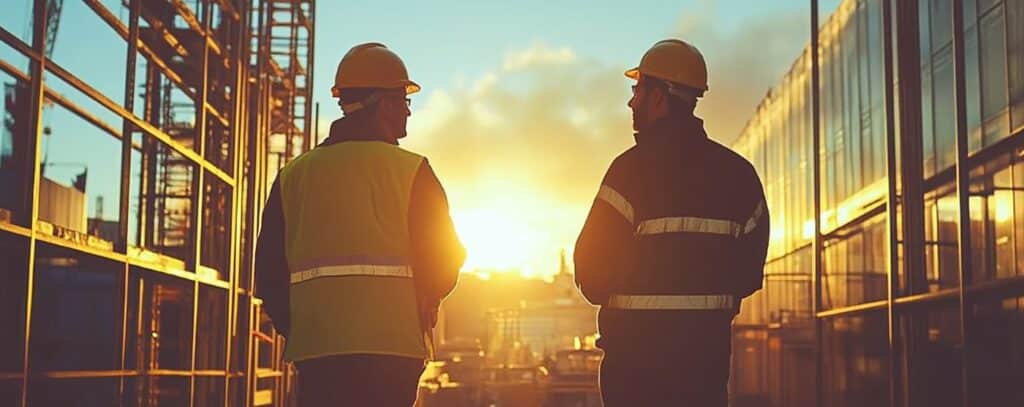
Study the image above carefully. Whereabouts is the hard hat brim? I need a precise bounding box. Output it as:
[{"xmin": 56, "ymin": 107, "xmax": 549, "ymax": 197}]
[
  {"xmin": 405, "ymin": 80, "xmax": 421, "ymax": 95},
  {"xmin": 624, "ymin": 67, "xmax": 640, "ymax": 80}
]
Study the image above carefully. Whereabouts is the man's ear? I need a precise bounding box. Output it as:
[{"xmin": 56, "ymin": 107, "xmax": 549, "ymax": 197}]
[
  {"xmin": 380, "ymin": 95, "xmax": 401, "ymax": 116},
  {"xmin": 649, "ymin": 86, "xmax": 669, "ymax": 112}
]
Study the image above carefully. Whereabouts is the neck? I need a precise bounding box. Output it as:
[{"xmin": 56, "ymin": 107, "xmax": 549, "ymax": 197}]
[
  {"xmin": 635, "ymin": 112, "xmax": 704, "ymax": 145},
  {"xmin": 324, "ymin": 115, "xmax": 399, "ymax": 146}
]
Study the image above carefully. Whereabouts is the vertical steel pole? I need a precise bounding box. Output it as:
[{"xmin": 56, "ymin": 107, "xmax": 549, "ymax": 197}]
[
  {"xmin": 810, "ymin": 1, "xmax": 825, "ymax": 406},
  {"xmin": 117, "ymin": 0, "xmax": 142, "ymax": 401},
  {"xmin": 19, "ymin": 1, "xmax": 49, "ymax": 405},
  {"xmin": 894, "ymin": 0, "xmax": 927, "ymax": 404},
  {"xmin": 880, "ymin": 0, "xmax": 902, "ymax": 405},
  {"xmin": 950, "ymin": 0, "xmax": 972, "ymax": 405}
]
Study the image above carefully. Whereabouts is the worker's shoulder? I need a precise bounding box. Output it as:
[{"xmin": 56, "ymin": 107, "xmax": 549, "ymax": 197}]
[
  {"xmin": 702, "ymin": 138, "xmax": 759, "ymax": 180},
  {"xmin": 607, "ymin": 145, "xmax": 642, "ymax": 172},
  {"xmin": 390, "ymin": 144, "xmax": 427, "ymax": 161}
]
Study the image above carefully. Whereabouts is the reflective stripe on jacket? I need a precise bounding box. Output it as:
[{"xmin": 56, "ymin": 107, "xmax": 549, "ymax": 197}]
[{"xmin": 574, "ymin": 115, "xmax": 770, "ymax": 309}]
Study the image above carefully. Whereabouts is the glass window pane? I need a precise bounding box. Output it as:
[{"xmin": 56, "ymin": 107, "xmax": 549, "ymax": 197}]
[
  {"xmin": 136, "ymin": 376, "xmax": 190, "ymax": 406},
  {"xmin": 965, "ymin": 25, "xmax": 983, "ymax": 153},
  {"xmin": 980, "ymin": 4, "xmax": 1010, "ymax": 144},
  {"xmin": 1, "ymin": 45, "xmax": 33, "ymax": 223},
  {"xmin": 229, "ymin": 377, "xmax": 246, "ymax": 407},
  {"xmin": 0, "ymin": 379, "xmax": 20, "ymax": 406},
  {"xmin": 978, "ymin": 0, "xmax": 1000, "ymax": 14},
  {"xmin": 0, "ymin": 233, "xmax": 29, "ymax": 373},
  {"xmin": 129, "ymin": 135, "xmax": 196, "ymax": 263},
  {"xmin": 200, "ymin": 173, "xmax": 231, "ymax": 279},
  {"xmin": 822, "ymin": 312, "xmax": 890, "ymax": 407},
  {"xmin": 28, "ymin": 377, "xmax": 119, "ymax": 406},
  {"xmin": 1008, "ymin": 0, "xmax": 1024, "ymax": 131},
  {"xmin": 49, "ymin": 0, "xmax": 127, "ymax": 103},
  {"xmin": 37, "ymin": 91, "xmax": 125, "ymax": 247},
  {"xmin": 969, "ymin": 295, "xmax": 1024, "ymax": 405},
  {"xmin": 902, "ymin": 304, "xmax": 963, "ymax": 406},
  {"xmin": 822, "ymin": 216, "xmax": 887, "ymax": 309},
  {"xmin": 205, "ymin": 100, "xmax": 234, "ymax": 176},
  {"xmin": 920, "ymin": 0, "xmax": 934, "ymax": 61},
  {"xmin": 1012, "ymin": 153, "xmax": 1024, "ymax": 279},
  {"xmin": 922, "ymin": 65, "xmax": 936, "ymax": 178},
  {"xmin": 125, "ymin": 270, "xmax": 195, "ymax": 371},
  {"xmin": 933, "ymin": 192, "xmax": 961, "ymax": 291},
  {"xmin": 194, "ymin": 377, "xmax": 225, "ymax": 407},
  {"xmin": 195, "ymin": 286, "xmax": 227, "ymax": 370},
  {"xmin": 990, "ymin": 167, "xmax": 1015, "ymax": 280},
  {"xmin": 232, "ymin": 294, "xmax": 251, "ymax": 373},
  {"xmin": 931, "ymin": 0, "xmax": 953, "ymax": 51},
  {"xmin": 29, "ymin": 242, "xmax": 123, "ymax": 372},
  {"xmin": 932, "ymin": 46, "xmax": 956, "ymax": 172}
]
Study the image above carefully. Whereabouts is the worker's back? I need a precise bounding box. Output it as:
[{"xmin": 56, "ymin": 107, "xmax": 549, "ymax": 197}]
[
  {"xmin": 576, "ymin": 38, "xmax": 769, "ymax": 407},
  {"xmin": 276, "ymin": 141, "xmax": 428, "ymax": 362},
  {"xmin": 575, "ymin": 117, "xmax": 769, "ymax": 407},
  {"xmin": 602, "ymin": 126, "xmax": 766, "ymax": 298}
]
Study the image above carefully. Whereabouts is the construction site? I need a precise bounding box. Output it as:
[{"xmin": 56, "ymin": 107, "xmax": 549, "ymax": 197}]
[
  {"xmin": 1, "ymin": 0, "xmax": 312, "ymax": 405},
  {"xmin": 2, "ymin": 0, "xmax": 1023, "ymax": 406}
]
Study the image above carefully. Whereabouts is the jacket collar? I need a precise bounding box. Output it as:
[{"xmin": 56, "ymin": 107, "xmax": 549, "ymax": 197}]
[
  {"xmin": 320, "ymin": 117, "xmax": 399, "ymax": 147},
  {"xmin": 634, "ymin": 113, "xmax": 707, "ymax": 147}
]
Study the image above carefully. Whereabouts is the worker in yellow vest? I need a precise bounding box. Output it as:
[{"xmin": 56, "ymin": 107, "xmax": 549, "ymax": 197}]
[{"xmin": 255, "ymin": 42, "xmax": 466, "ymax": 406}]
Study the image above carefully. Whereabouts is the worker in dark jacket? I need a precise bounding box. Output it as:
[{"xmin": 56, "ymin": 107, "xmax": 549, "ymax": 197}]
[
  {"xmin": 255, "ymin": 43, "xmax": 465, "ymax": 406},
  {"xmin": 574, "ymin": 39, "xmax": 770, "ymax": 406}
]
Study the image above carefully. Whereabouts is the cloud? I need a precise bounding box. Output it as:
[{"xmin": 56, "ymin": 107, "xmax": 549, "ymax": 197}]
[
  {"xmin": 502, "ymin": 43, "xmax": 577, "ymax": 72},
  {"xmin": 674, "ymin": 6, "xmax": 810, "ymax": 145},
  {"xmin": 404, "ymin": 42, "xmax": 633, "ymax": 274},
  {"xmin": 400, "ymin": 7, "xmax": 812, "ymax": 274}
]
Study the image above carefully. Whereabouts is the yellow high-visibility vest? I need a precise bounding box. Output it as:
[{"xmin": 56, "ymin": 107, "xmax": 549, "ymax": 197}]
[{"xmin": 277, "ymin": 141, "xmax": 426, "ymax": 362}]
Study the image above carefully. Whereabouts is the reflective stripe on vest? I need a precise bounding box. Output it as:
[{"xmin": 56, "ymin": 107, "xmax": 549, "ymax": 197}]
[
  {"xmin": 290, "ymin": 255, "xmax": 413, "ymax": 283},
  {"xmin": 635, "ymin": 199, "xmax": 766, "ymax": 237},
  {"xmin": 291, "ymin": 264, "xmax": 413, "ymax": 284},
  {"xmin": 607, "ymin": 294, "xmax": 735, "ymax": 310}
]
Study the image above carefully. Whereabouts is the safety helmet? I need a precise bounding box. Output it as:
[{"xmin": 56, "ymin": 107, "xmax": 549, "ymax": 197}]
[
  {"xmin": 625, "ymin": 39, "xmax": 708, "ymax": 96},
  {"xmin": 332, "ymin": 43, "xmax": 420, "ymax": 98}
]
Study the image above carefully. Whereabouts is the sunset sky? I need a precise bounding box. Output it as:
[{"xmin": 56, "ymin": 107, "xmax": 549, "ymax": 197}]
[
  {"xmin": 1, "ymin": 0, "xmax": 841, "ymax": 279},
  {"xmin": 315, "ymin": 1, "xmax": 839, "ymax": 278}
]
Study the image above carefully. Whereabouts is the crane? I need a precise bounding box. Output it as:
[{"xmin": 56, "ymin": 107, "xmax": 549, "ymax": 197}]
[{"xmin": 43, "ymin": 0, "xmax": 64, "ymax": 59}]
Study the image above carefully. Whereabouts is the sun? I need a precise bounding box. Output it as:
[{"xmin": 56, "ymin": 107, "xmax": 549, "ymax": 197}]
[{"xmin": 452, "ymin": 207, "xmax": 537, "ymax": 275}]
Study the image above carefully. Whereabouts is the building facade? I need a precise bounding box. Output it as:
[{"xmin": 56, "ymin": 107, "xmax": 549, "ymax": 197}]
[
  {"xmin": 731, "ymin": 0, "xmax": 1024, "ymax": 406},
  {"xmin": 0, "ymin": 0, "xmax": 314, "ymax": 405}
]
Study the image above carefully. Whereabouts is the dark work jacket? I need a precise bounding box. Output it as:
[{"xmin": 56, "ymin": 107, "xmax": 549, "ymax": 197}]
[
  {"xmin": 574, "ymin": 114, "xmax": 769, "ymax": 345},
  {"xmin": 254, "ymin": 117, "xmax": 466, "ymax": 337}
]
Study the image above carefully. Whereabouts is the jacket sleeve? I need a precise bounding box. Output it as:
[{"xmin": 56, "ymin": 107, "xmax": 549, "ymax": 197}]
[
  {"xmin": 408, "ymin": 160, "xmax": 466, "ymax": 313},
  {"xmin": 735, "ymin": 173, "xmax": 770, "ymax": 299},
  {"xmin": 574, "ymin": 164, "xmax": 635, "ymax": 306},
  {"xmin": 254, "ymin": 177, "xmax": 290, "ymax": 336}
]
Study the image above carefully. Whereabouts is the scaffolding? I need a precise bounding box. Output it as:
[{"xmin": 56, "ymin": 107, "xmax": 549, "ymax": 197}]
[{"xmin": 0, "ymin": 0, "xmax": 315, "ymax": 405}]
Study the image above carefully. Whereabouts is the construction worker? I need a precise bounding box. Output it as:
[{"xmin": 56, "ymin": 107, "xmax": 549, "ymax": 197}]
[
  {"xmin": 255, "ymin": 42, "xmax": 465, "ymax": 406},
  {"xmin": 574, "ymin": 39, "xmax": 769, "ymax": 406}
]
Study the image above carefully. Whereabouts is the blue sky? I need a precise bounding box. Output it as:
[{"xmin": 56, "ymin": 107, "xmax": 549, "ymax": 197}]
[
  {"xmin": 312, "ymin": 0, "xmax": 837, "ymax": 124},
  {"xmin": 1, "ymin": 0, "xmax": 841, "ymax": 274}
]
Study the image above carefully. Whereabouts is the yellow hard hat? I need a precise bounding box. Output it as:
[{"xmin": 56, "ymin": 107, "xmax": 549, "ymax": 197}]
[
  {"xmin": 331, "ymin": 43, "xmax": 420, "ymax": 97},
  {"xmin": 625, "ymin": 39, "xmax": 708, "ymax": 95}
]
